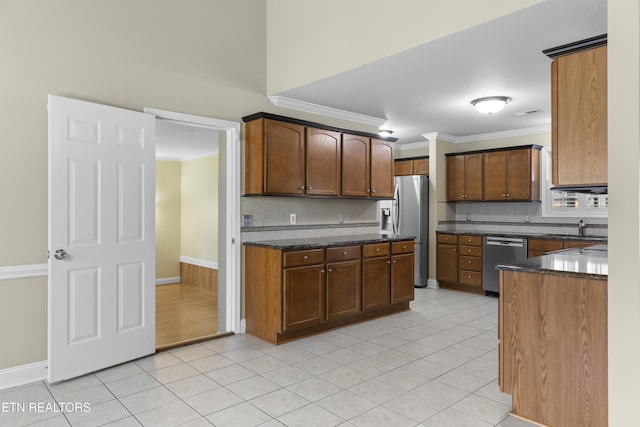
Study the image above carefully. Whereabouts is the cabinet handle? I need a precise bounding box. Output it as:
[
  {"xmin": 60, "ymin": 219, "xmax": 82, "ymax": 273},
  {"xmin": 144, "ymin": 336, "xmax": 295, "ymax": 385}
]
[
  {"xmin": 402, "ymin": 245, "xmax": 407, "ymax": 249},
  {"xmin": 375, "ymin": 248, "xmax": 380, "ymax": 252},
  {"xmin": 327, "ymin": 268, "xmax": 333, "ymax": 273},
  {"xmin": 343, "ymin": 251, "xmax": 348, "ymax": 255},
  {"xmin": 444, "ymin": 237, "xmax": 449, "ymax": 241},
  {"xmin": 372, "ymin": 189, "xmax": 376, "ymax": 193},
  {"xmin": 320, "ymin": 269, "xmax": 325, "ymax": 273},
  {"xmin": 308, "ymin": 186, "xmax": 313, "ymax": 190},
  {"xmin": 506, "ymin": 193, "xmax": 510, "ymax": 197},
  {"xmin": 303, "ymin": 255, "xmax": 308, "ymax": 259},
  {"xmin": 392, "ymin": 260, "xmax": 397, "ymax": 264},
  {"xmin": 453, "ymin": 248, "xmax": 457, "ymax": 252},
  {"xmin": 387, "ymin": 260, "xmax": 391, "ymax": 264}
]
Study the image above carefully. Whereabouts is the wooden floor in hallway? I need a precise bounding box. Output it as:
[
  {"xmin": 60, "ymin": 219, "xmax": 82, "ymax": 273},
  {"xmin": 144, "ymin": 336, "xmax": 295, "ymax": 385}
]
[{"xmin": 156, "ymin": 282, "xmax": 218, "ymax": 350}]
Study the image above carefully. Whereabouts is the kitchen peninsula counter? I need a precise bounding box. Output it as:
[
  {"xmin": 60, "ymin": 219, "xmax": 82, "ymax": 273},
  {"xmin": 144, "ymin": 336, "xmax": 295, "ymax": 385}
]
[
  {"xmin": 496, "ymin": 246, "xmax": 608, "ymax": 427},
  {"xmin": 243, "ymin": 233, "xmax": 415, "ymax": 250},
  {"xmin": 244, "ymin": 234, "xmax": 416, "ymax": 344}
]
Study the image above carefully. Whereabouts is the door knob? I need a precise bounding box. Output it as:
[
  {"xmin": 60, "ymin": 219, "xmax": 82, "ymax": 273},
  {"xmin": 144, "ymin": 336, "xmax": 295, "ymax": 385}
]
[{"xmin": 54, "ymin": 249, "xmax": 69, "ymax": 260}]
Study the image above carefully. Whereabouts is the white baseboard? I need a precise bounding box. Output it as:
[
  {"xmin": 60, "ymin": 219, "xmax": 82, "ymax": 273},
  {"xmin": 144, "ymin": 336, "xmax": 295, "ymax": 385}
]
[
  {"xmin": 179, "ymin": 256, "xmax": 218, "ymax": 270},
  {"xmin": 0, "ymin": 361, "xmax": 47, "ymax": 391},
  {"xmin": 239, "ymin": 318, "xmax": 246, "ymax": 334},
  {"xmin": 156, "ymin": 276, "xmax": 181, "ymax": 285},
  {"xmin": 427, "ymin": 278, "xmax": 439, "ymax": 289}
]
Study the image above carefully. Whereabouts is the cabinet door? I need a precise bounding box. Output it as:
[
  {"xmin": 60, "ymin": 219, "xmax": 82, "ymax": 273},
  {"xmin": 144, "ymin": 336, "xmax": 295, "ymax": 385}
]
[
  {"xmin": 483, "ymin": 151, "xmax": 508, "ymax": 200},
  {"xmin": 362, "ymin": 257, "xmax": 390, "ymax": 311},
  {"xmin": 394, "ymin": 159, "xmax": 413, "ymax": 176},
  {"xmin": 391, "ymin": 253, "xmax": 414, "ymax": 303},
  {"xmin": 342, "ymin": 134, "xmax": 370, "ymax": 197},
  {"xmin": 413, "ymin": 158, "xmax": 429, "ymax": 175},
  {"xmin": 264, "ymin": 120, "xmax": 305, "ymax": 195},
  {"xmin": 306, "ymin": 128, "xmax": 341, "ymax": 196},
  {"xmin": 370, "ymin": 139, "xmax": 394, "ymax": 198},
  {"xmin": 506, "ymin": 149, "xmax": 534, "ymax": 200},
  {"xmin": 283, "ymin": 265, "xmax": 325, "ymax": 331},
  {"xmin": 465, "ymin": 153, "xmax": 484, "ymax": 200},
  {"xmin": 553, "ymin": 46, "xmax": 607, "ymax": 186},
  {"xmin": 437, "ymin": 243, "xmax": 458, "ymax": 283},
  {"xmin": 446, "ymin": 155, "xmax": 466, "ymax": 201},
  {"xmin": 326, "ymin": 260, "xmax": 362, "ymax": 321}
]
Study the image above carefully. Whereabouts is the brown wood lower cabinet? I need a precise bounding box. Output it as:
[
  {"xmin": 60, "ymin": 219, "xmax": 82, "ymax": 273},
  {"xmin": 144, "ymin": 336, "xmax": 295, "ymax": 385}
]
[
  {"xmin": 499, "ymin": 269, "xmax": 607, "ymax": 426},
  {"xmin": 528, "ymin": 238, "xmax": 603, "ymax": 258},
  {"xmin": 245, "ymin": 240, "xmax": 414, "ymax": 344},
  {"xmin": 437, "ymin": 233, "xmax": 483, "ymax": 293}
]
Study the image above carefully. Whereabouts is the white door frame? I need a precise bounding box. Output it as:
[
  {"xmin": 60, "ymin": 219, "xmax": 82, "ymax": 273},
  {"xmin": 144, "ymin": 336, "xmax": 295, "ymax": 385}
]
[{"xmin": 145, "ymin": 108, "xmax": 242, "ymax": 334}]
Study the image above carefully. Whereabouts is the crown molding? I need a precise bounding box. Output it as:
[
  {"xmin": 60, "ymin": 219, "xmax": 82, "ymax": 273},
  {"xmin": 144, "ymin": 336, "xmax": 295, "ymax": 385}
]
[
  {"xmin": 268, "ymin": 96, "xmax": 387, "ymax": 127},
  {"xmin": 397, "ymin": 140, "xmax": 429, "ymax": 151},
  {"xmin": 418, "ymin": 125, "xmax": 550, "ymax": 144}
]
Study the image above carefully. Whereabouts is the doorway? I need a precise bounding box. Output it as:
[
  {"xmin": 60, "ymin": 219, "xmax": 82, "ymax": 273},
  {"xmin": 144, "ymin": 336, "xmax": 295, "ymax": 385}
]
[{"xmin": 147, "ymin": 108, "xmax": 242, "ymax": 348}]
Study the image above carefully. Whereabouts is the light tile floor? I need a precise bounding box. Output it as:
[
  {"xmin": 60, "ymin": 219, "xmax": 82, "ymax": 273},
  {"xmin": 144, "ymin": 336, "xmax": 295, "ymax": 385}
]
[{"xmin": 0, "ymin": 288, "xmax": 537, "ymax": 427}]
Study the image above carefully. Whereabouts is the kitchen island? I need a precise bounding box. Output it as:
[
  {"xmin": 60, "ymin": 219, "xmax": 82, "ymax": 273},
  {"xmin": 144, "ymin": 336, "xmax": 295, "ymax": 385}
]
[
  {"xmin": 244, "ymin": 234, "xmax": 415, "ymax": 344},
  {"xmin": 497, "ymin": 245, "xmax": 608, "ymax": 427}
]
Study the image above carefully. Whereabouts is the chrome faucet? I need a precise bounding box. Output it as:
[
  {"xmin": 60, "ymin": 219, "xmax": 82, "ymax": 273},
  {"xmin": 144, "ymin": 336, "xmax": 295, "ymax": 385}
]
[{"xmin": 578, "ymin": 219, "xmax": 585, "ymax": 237}]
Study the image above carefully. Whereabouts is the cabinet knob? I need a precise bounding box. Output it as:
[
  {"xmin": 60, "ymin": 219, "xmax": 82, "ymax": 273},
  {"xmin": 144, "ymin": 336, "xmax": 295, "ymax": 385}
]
[
  {"xmin": 444, "ymin": 237, "xmax": 449, "ymax": 241},
  {"xmin": 328, "ymin": 268, "xmax": 333, "ymax": 273},
  {"xmin": 371, "ymin": 189, "xmax": 376, "ymax": 193},
  {"xmin": 308, "ymin": 186, "xmax": 313, "ymax": 190},
  {"xmin": 506, "ymin": 193, "xmax": 510, "ymax": 197},
  {"xmin": 453, "ymin": 248, "xmax": 457, "ymax": 252},
  {"xmin": 320, "ymin": 269, "xmax": 325, "ymax": 273},
  {"xmin": 303, "ymin": 255, "xmax": 308, "ymax": 259},
  {"xmin": 468, "ymin": 275, "xmax": 472, "ymax": 279},
  {"xmin": 402, "ymin": 245, "xmax": 407, "ymax": 249},
  {"xmin": 343, "ymin": 251, "xmax": 348, "ymax": 255},
  {"xmin": 468, "ymin": 249, "xmax": 472, "ymax": 253},
  {"xmin": 468, "ymin": 260, "xmax": 472, "ymax": 264},
  {"xmin": 387, "ymin": 260, "xmax": 391, "ymax": 264},
  {"xmin": 301, "ymin": 185, "xmax": 305, "ymax": 190},
  {"xmin": 392, "ymin": 260, "xmax": 397, "ymax": 264},
  {"xmin": 375, "ymin": 248, "xmax": 380, "ymax": 252}
]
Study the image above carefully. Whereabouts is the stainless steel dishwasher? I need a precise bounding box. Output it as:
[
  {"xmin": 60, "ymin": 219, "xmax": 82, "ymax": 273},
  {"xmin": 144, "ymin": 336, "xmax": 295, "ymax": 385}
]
[{"xmin": 483, "ymin": 236, "xmax": 528, "ymax": 294}]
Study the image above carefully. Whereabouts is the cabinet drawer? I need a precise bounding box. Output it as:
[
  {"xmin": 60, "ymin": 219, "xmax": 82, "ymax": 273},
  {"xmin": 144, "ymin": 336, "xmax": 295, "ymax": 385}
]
[
  {"xmin": 459, "ymin": 235, "xmax": 482, "ymax": 246},
  {"xmin": 392, "ymin": 241, "xmax": 414, "ymax": 254},
  {"xmin": 459, "ymin": 245, "xmax": 482, "ymax": 257},
  {"xmin": 459, "ymin": 256, "xmax": 482, "ymax": 271},
  {"xmin": 458, "ymin": 269, "xmax": 482, "ymax": 286},
  {"xmin": 363, "ymin": 243, "xmax": 390, "ymax": 258},
  {"xmin": 326, "ymin": 245, "xmax": 361, "ymax": 262},
  {"xmin": 438, "ymin": 234, "xmax": 458, "ymax": 244},
  {"xmin": 283, "ymin": 249, "xmax": 324, "ymax": 267}
]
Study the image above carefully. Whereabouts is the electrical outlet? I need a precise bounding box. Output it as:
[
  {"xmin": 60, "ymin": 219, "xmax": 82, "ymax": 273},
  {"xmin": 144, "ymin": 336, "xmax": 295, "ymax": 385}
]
[{"xmin": 290, "ymin": 213, "xmax": 296, "ymax": 225}]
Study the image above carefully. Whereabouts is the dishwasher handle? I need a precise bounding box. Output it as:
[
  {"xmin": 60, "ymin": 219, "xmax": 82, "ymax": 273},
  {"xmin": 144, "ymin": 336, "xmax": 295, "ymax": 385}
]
[{"xmin": 485, "ymin": 237, "xmax": 526, "ymax": 248}]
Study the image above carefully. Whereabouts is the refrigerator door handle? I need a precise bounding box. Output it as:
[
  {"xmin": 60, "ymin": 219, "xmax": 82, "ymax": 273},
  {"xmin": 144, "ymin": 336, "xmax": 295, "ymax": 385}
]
[{"xmin": 392, "ymin": 182, "xmax": 400, "ymax": 235}]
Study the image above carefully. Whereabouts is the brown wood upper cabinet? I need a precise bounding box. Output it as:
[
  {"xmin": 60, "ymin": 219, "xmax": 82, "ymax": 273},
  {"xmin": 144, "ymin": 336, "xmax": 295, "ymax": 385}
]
[
  {"xmin": 549, "ymin": 42, "xmax": 607, "ymax": 187},
  {"xmin": 342, "ymin": 135, "xmax": 394, "ymax": 198},
  {"xmin": 245, "ymin": 118, "xmax": 305, "ymax": 195},
  {"xmin": 446, "ymin": 153, "xmax": 483, "ymax": 201},
  {"xmin": 244, "ymin": 113, "xmax": 395, "ymax": 199},
  {"xmin": 483, "ymin": 147, "xmax": 541, "ymax": 201},
  {"xmin": 306, "ymin": 127, "xmax": 341, "ymax": 196},
  {"xmin": 394, "ymin": 157, "xmax": 429, "ymax": 176}
]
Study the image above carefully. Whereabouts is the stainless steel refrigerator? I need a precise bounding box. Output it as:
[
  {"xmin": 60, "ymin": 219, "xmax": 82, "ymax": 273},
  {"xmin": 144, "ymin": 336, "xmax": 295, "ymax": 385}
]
[{"xmin": 392, "ymin": 175, "xmax": 429, "ymax": 288}]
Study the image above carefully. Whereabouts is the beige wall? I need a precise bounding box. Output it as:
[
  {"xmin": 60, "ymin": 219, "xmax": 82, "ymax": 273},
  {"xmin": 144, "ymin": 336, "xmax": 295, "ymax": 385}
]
[
  {"xmin": 181, "ymin": 155, "xmax": 219, "ymax": 263},
  {"xmin": 0, "ymin": 278, "xmax": 47, "ymax": 369},
  {"xmin": 266, "ymin": 0, "xmax": 544, "ymax": 94},
  {"xmin": 609, "ymin": 0, "xmax": 640, "ymax": 424},
  {"xmin": 0, "ymin": 0, "xmax": 268, "ymax": 371},
  {"xmin": 156, "ymin": 161, "xmax": 182, "ymax": 279}
]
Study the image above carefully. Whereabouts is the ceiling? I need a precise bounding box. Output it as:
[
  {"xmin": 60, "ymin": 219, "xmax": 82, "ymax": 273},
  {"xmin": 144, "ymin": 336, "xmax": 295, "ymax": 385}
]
[
  {"xmin": 275, "ymin": 0, "xmax": 607, "ymax": 145},
  {"xmin": 155, "ymin": 119, "xmax": 219, "ymax": 161}
]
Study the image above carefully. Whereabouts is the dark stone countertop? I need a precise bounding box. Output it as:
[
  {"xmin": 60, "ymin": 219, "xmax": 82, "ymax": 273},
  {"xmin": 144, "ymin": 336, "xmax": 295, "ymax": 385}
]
[
  {"xmin": 436, "ymin": 230, "xmax": 608, "ymax": 242},
  {"xmin": 243, "ymin": 233, "xmax": 415, "ymax": 250},
  {"xmin": 495, "ymin": 244, "xmax": 608, "ymax": 280}
]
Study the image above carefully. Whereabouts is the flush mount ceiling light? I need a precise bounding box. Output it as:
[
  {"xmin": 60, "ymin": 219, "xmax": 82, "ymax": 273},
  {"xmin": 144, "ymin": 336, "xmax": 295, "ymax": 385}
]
[
  {"xmin": 378, "ymin": 129, "xmax": 393, "ymax": 137},
  {"xmin": 471, "ymin": 96, "xmax": 512, "ymax": 114}
]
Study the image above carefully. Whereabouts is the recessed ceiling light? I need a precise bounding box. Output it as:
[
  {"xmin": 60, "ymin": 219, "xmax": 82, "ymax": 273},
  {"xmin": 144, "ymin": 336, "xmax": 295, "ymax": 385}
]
[{"xmin": 471, "ymin": 96, "xmax": 512, "ymax": 114}]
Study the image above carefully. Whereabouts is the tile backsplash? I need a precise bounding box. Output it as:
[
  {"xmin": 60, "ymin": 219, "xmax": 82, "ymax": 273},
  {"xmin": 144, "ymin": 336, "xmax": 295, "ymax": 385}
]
[
  {"xmin": 439, "ymin": 201, "xmax": 608, "ymax": 238},
  {"xmin": 240, "ymin": 196, "xmax": 380, "ymax": 242}
]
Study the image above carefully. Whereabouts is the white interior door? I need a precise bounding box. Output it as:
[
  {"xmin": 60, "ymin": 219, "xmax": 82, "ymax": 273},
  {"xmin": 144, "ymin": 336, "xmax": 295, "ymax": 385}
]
[{"xmin": 48, "ymin": 95, "xmax": 156, "ymax": 383}]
